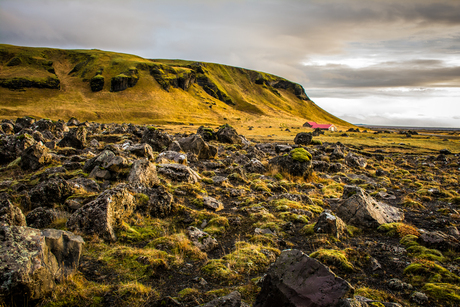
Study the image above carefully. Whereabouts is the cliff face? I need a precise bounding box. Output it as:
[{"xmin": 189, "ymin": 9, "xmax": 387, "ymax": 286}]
[{"xmin": 0, "ymin": 44, "xmax": 350, "ymax": 127}]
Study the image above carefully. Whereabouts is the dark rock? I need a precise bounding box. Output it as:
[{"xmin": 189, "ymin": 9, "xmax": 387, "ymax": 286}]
[
  {"xmin": 144, "ymin": 186, "xmax": 174, "ymax": 218},
  {"xmin": 314, "ymin": 209, "xmax": 347, "ymax": 239},
  {"xmin": 179, "ymin": 134, "xmax": 217, "ymax": 159},
  {"xmin": 90, "ymin": 75, "xmax": 104, "ymax": 92},
  {"xmin": 187, "ymin": 226, "xmax": 218, "ymax": 252},
  {"xmin": 128, "ymin": 143, "xmax": 155, "ymax": 160},
  {"xmin": 67, "ymin": 186, "xmax": 135, "ymax": 242},
  {"xmin": 410, "ymin": 292, "xmax": 428, "ymax": 305},
  {"xmin": 335, "ymin": 185, "xmax": 404, "ymax": 228},
  {"xmin": 83, "ymin": 150, "xmax": 116, "ymax": 172},
  {"xmin": 26, "ymin": 207, "xmax": 59, "ymax": 228},
  {"xmin": 418, "ymin": 230, "xmax": 460, "ymax": 251},
  {"xmin": 245, "ymin": 158, "xmax": 266, "ymax": 174},
  {"xmin": 15, "ymin": 116, "xmax": 35, "ymax": 132},
  {"xmin": 216, "ymin": 124, "xmax": 241, "ymax": 144},
  {"xmin": 345, "ymin": 152, "xmax": 367, "ymax": 168},
  {"xmin": 142, "ymin": 128, "xmax": 172, "ymax": 152},
  {"xmin": 275, "ymin": 144, "xmax": 292, "ymax": 153},
  {"xmin": 29, "ymin": 178, "xmax": 74, "ymax": 209},
  {"xmin": 197, "ymin": 126, "xmax": 217, "ymax": 141},
  {"xmin": 57, "ymin": 126, "xmax": 87, "ymax": 149},
  {"xmin": 312, "ymin": 160, "xmax": 330, "ymax": 172},
  {"xmin": 1, "ymin": 123, "xmax": 14, "ymax": 135},
  {"xmin": 157, "ymin": 164, "xmax": 201, "ymax": 183},
  {"xmin": 66, "ymin": 117, "xmax": 80, "ymax": 127},
  {"xmin": 440, "ymin": 148, "xmax": 452, "ymax": 155},
  {"xmin": 156, "ymin": 151, "xmax": 188, "ymax": 165},
  {"xmin": 294, "ymin": 132, "xmax": 313, "ymax": 145},
  {"xmin": 0, "ymin": 193, "xmax": 26, "ymax": 226},
  {"xmin": 269, "ymin": 148, "xmax": 313, "ymax": 179},
  {"xmin": 19, "ymin": 141, "xmax": 52, "ymax": 171},
  {"xmin": 203, "ymin": 196, "xmax": 224, "ymax": 212},
  {"xmin": 253, "ymin": 249, "xmax": 353, "ymax": 307},
  {"xmin": 329, "ymin": 163, "xmax": 345, "ymax": 173},
  {"xmin": 168, "ymin": 140, "xmax": 183, "ymax": 152},
  {"xmin": 128, "ymin": 159, "xmax": 159, "ymax": 191}
]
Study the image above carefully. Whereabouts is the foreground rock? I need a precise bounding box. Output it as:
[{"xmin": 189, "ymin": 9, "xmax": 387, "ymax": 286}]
[
  {"xmin": 128, "ymin": 159, "xmax": 159, "ymax": 191},
  {"xmin": 334, "ymin": 185, "xmax": 404, "ymax": 228},
  {"xmin": 57, "ymin": 126, "xmax": 87, "ymax": 149},
  {"xmin": 269, "ymin": 148, "xmax": 313, "ymax": 179},
  {"xmin": 66, "ymin": 186, "xmax": 135, "ymax": 242},
  {"xmin": 19, "ymin": 141, "xmax": 52, "ymax": 171},
  {"xmin": 254, "ymin": 249, "xmax": 353, "ymax": 307},
  {"xmin": 0, "ymin": 225, "xmax": 83, "ymax": 304},
  {"xmin": 314, "ymin": 209, "xmax": 347, "ymax": 239}
]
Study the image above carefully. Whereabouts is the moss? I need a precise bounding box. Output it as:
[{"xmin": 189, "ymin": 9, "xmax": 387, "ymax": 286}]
[
  {"xmin": 404, "ymin": 260, "xmax": 460, "ymax": 285},
  {"xmin": 407, "ymin": 245, "xmax": 446, "ymax": 262},
  {"xmin": 377, "ymin": 222, "xmax": 420, "ymax": 237},
  {"xmin": 134, "ymin": 193, "xmax": 149, "ymax": 206},
  {"xmin": 203, "ymin": 216, "xmax": 229, "ymax": 235},
  {"xmin": 147, "ymin": 232, "xmax": 207, "ymax": 262},
  {"xmin": 310, "ymin": 249, "xmax": 354, "ymax": 272},
  {"xmin": 178, "ymin": 287, "xmax": 200, "ymax": 299},
  {"xmin": 290, "ymin": 148, "xmax": 312, "ymax": 162},
  {"xmin": 346, "ymin": 225, "xmax": 362, "ymax": 237},
  {"xmin": 423, "ymin": 283, "xmax": 460, "ymax": 306},
  {"xmin": 400, "ymin": 234, "xmax": 419, "ymax": 247},
  {"xmin": 117, "ymin": 220, "xmax": 167, "ymax": 244},
  {"xmin": 300, "ymin": 223, "xmax": 315, "ymax": 236},
  {"xmin": 354, "ymin": 287, "xmax": 396, "ymax": 304},
  {"xmin": 311, "ymin": 140, "xmax": 322, "ymax": 145}
]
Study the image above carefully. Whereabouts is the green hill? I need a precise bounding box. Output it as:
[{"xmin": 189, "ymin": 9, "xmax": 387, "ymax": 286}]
[{"xmin": 0, "ymin": 44, "xmax": 351, "ymax": 128}]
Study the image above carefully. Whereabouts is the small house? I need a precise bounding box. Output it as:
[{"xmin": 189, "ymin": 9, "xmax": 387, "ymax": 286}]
[{"xmin": 302, "ymin": 121, "xmax": 337, "ymax": 132}]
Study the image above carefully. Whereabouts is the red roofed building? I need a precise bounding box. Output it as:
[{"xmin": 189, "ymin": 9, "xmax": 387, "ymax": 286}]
[{"xmin": 303, "ymin": 121, "xmax": 337, "ymax": 132}]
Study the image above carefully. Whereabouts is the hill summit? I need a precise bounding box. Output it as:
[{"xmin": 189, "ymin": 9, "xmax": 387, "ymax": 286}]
[{"xmin": 0, "ymin": 44, "xmax": 350, "ymax": 127}]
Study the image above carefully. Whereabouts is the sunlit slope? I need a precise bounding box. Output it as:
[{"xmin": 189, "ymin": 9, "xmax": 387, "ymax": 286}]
[{"xmin": 0, "ymin": 44, "xmax": 351, "ymax": 128}]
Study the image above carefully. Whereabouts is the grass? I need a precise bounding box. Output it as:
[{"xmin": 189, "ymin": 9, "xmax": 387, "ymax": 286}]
[{"xmin": 310, "ymin": 248, "xmax": 354, "ymax": 272}]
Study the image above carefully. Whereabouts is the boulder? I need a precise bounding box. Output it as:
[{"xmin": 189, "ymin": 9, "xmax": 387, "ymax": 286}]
[
  {"xmin": 314, "ymin": 209, "xmax": 347, "ymax": 239},
  {"xmin": 57, "ymin": 126, "xmax": 87, "ymax": 149},
  {"xmin": 345, "ymin": 152, "xmax": 367, "ymax": 168},
  {"xmin": 216, "ymin": 124, "xmax": 241, "ymax": 144},
  {"xmin": 128, "ymin": 143, "xmax": 155, "ymax": 160},
  {"xmin": 83, "ymin": 150, "xmax": 116, "ymax": 172},
  {"xmin": 144, "ymin": 186, "xmax": 174, "ymax": 218},
  {"xmin": 187, "ymin": 226, "xmax": 218, "ymax": 252},
  {"xmin": 0, "ymin": 193, "xmax": 26, "ymax": 226},
  {"xmin": 66, "ymin": 186, "xmax": 135, "ymax": 242},
  {"xmin": 253, "ymin": 249, "xmax": 353, "ymax": 307},
  {"xmin": 203, "ymin": 196, "xmax": 224, "ymax": 212},
  {"xmin": 418, "ymin": 230, "xmax": 460, "ymax": 251},
  {"xmin": 178, "ymin": 134, "xmax": 217, "ymax": 159},
  {"xmin": 335, "ymin": 186, "xmax": 404, "ymax": 228},
  {"xmin": 157, "ymin": 164, "xmax": 201, "ymax": 184},
  {"xmin": 0, "ymin": 225, "xmax": 83, "ymax": 304},
  {"xmin": 156, "ymin": 151, "xmax": 188, "ymax": 165},
  {"xmin": 19, "ymin": 141, "xmax": 52, "ymax": 171},
  {"xmin": 197, "ymin": 126, "xmax": 217, "ymax": 142},
  {"xmin": 269, "ymin": 148, "xmax": 313, "ymax": 179},
  {"xmin": 141, "ymin": 128, "xmax": 172, "ymax": 152},
  {"xmin": 245, "ymin": 158, "xmax": 266, "ymax": 174},
  {"xmin": 294, "ymin": 132, "xmax": 313, "ymax": 145},
  {"xmin": 26, "ymin": 207, "xmax": 59, "ymax": 228},
  {"xmin": 275, "ymin": 144, "xmax": 292, "ymax": 153},
  {"xmin": 29, "ymin": 178, "xmax": 74, "ymax": 209},
  {"xmin": 1, "ymin": 123, "xmax": 14, "ymax": 135},
  {"xmin": 128, "ymin": 159, "xmax": 159, "ymax": 191}
]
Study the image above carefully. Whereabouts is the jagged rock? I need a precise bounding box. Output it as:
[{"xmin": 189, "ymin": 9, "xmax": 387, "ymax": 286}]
[
  {"xmin": 0, "ymin": 225, "xmax": 83, "ymax": 304},
  {"xmin": 200, "ymin": 291, "xmax": 246, "ymax": 307},
  {"xmin": 100, "ymin": 155, "xmax": 129, "ymax": 172},
  {"xmin": 253, "ymin": 249, "xmax": 353, "ymax": 307},
  {"xmin": 335, "ymin": 185, "xmax": 404, "ymax": 228},
  {"xmin": 168, "ymin": 140, "xmax": 183, "ymax": 152},
  {"xmin": 275, "ymin": 144, "xmax": 292, "ymax": 153},
  {"xmin": 128, "ymin": 143, "xmax": 155, "ymax": 160},
  {"xmin": 128, "ymin": 159, "xmax": 159, "ymax": 191},
  {"xmin": 345, "ymin": 152, "xmax": 367, "ymax": 168},
  {"xmin": 19, "ymin": 141, "xmax": 52, "ymax": 171},
  {"xmin": 187, "ymin": 226, "xmax": 218, "ymax": 252},
  {"xmin": 26, "ymin": 207, "xmax": 59, "ymax": 228},
  {"xmin": 29, "ymin": 178, "xmax": 74, "ymax": 209},
  {"xmin": 387, "ymin": 278, "xmax": 412, "ymax": 291},
  {"xmin": 0, "ymin": 193, "xmax": 26, "ymax": 226},
  {"xmin": 157, "ymin": 164, "xmax": 201, "ymax": 183},
  {"xmin": 269, "ymin": 148, "xmax": 313, "ymax": 179},
  {"xmin": 314, "ymin": 209, "xmax": 347, "ymax": 239},
  {"xmin": 216, "ymin": 124, "xmax": 241, "ymax": 144},
  {"xmin": 294, "ymin": 132, "xmax": 313, "ymax": 145},
  {"xmin": 143, "ymin": 186, "xmax": 174, "ymax": 217},
  {"xmin": 418, "ymin": 230, "xmax": 460, "ymax": 251},
  {"xmin": 203, "ymin": 196, "xmax": 224, "ymax": 212},
  {"xmin": 15, "ymin": 116, "xmax": 35, "ymax": 132},
  {"xmin": 331, "ymin": 147, "xmax": 346, "ymax": 160},
  {"xmin": 245, "ymin": 158, "xmax": 266, "ymax": 174},
  {"xmin": 88, "ymin": 167, "xmax": 111, "ymax": 180},
  {"xmin": 313, "ymin": 160, "xmax": 330, "ymax": 172},
  {"xmin": 197, "ymin": 126, "xmax": 217, "ymax": 141},
  {"xmin": 246, "ymin": 145, "xmax": 266, "ymax": 160},
  {"xmin": 1, "ymin": 122, "xmax": 14, "ymax": 135},
  {"xmin": 57, "ymin": 126, "xmax": 87, "ymax": 149},
  {"xmin": 83, "ymin": 150, "xmax": 115, "ymax": 172},
  {"xmin": 67, "ymin": 186, "xmax": 135, "ymax": 242},
  {"xmin": 330, "ymin": 162, "xmax": 346, "ymax": 173},
  {"xmin": 156, "ymin": 151, "xmax": 188, "ymax": 165},
  {"xmin": 178, "ymin": 134, "xmax": 217, "ymax": 159},
  {"xmin": 142, "ymin": 128, "xmax": 172, "ymax": 152}
]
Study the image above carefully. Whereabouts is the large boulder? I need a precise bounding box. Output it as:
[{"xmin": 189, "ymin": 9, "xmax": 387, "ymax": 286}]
[
  {"xmin": 253, "ymin": 249, "xmax": 353, "ymax": 307},
  {"xmin": 0, "ymin": 193, "xmax": 26, "ymax": 226},
  {"xmin": 128, "ymin": 159, "xmax": 159, "ymax": 191},
  {"xmin": 269, "ymin": 148, "xmax": 313, "ymax": 179},
  {"xmin": 66, "ymin": 186, "xmax": 135, "ymax": 242},
  {"xmin": 57, "ymin": 126, "xmax": 87, "ymax": 149},
  {"xmin": 141, "ymin": 128, "xmax": 172, "ymax": 152},
  {"xmin": 335, "ymin": 186, "xmax": 404, "ymax": 228},
  {"xmin": 157, "ymin": 164, "xmax": 201, "ymax": 184},
  {"xmin": 0, "ymin": 225, "xmax": 83, "ymax": 304},
  {"xmin": 19, "ymin": 141, "xmax": 52, "ymax": 171},
  {"xmin": 294, "ymin": 132, "xmax": 313, "ymax": 145},
  {"xmin": 216, "ymin": 124, "xmax": 242, "ymax": 144},
  {"xmin": 245, "ymin": 158, "xmax": 266, "ymax": 174},
  {"xmin": 178, "ymin": 134, "xmax": 217, "ymax": 159},
  {"xmin": 29, "ymin": 178, "xmax": 74, "ymax": 209}
]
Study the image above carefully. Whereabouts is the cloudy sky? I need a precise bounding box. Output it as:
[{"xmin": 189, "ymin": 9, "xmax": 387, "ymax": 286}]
[{"xmin": 1, "ymin": 0, "xmax": 460, "ymax": 127}]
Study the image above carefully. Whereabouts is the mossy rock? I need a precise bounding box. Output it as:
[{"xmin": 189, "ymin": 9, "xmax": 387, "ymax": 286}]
[{"xmin": 290, "ymin": 148, "xmax": 312, "ymax": 162}]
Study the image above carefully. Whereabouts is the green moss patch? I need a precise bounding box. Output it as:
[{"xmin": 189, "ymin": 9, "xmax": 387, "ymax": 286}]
[{"xmin": 290, "ymin": 148, "xmax": 312, "ymax": 162}]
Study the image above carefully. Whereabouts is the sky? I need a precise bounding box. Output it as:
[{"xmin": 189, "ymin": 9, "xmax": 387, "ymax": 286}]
[{"xmin": 1, "ymin": 0, "xmax": 460, "ymax": 127}]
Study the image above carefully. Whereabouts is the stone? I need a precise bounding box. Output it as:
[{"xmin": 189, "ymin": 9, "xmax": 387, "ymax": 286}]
[
  {"xmin": 127, "ymin": 143, "xmax": 155, "ymax": 160},
  {"xmin": 203, "ymin": 196, "xmax": 224, "ymax": 212},
  {"xmin": 314, "ymin": 209, "xmax": 347, "ymax": 239},
  {"xmin": 83, "ymin": 150, "xmax": 116, "ymax": 172},
  {"xmin": 187, "ymin": 226, "xmax": 218, "ymax": 252},
  {"xmin": 335, "ymin": 185, "xmax": 404, "ymax": 228},
  {"xmin": 345, "ymin": 152, "xmax": 367, "ymax": 168},
  {"xmin": 142, "ymin": 128, "xmax": 172, "ymax": 152},
  {"xmin": 57, "ymin": 126, "xmax": 87, "ymax": 149},
  {"xmin": 157, "ymin": 164, "xmax": 201, "ymax": 184},
  {"xmin": 197, "ymin": 126, "xmax": 217, "ymax": 142},
  {"xmin": 26, "ymin": 207, "xmax": 59, "ymax": 228},
  {"xmin": 88, "ymin": 167, "xmax": 111, "ymax": 180},
  {"xmin": 200, "ymin": 291, "xmax": 244, "ymax": 307},
  {"xmin": 19, "ymin": 141, "xmax": 52, "ymax": 171},
  {"xmin": 269, "ymin": 148, "xmax": 313, "ymax": 179},
  {"xmin": 294, "ymin": 132, "xmax": 313, "ymax": 145},
  {"xmin": 178, "ymin": 134, "xmax": 217, "ymax": 159},
  {"xmin": 1, "ymin": 123, "xmax": 14, "ymax": 135},
  {"xmin": 144, "ymin": 186, "xmax": 174, "ymax": 218},
  {"xmin": 0, "ymin": 193, "xmax": 26, "ymax": 226},
  {"xmin": 331, "ymin": 147, "xmax": 345, "ymax": 160},
  {"xmin": 66, "ymin": 186, "xmax": 135, "ymax": 242},
  {"xmin": 156, "ymin": 151, "xmax": 188, "ymax": 165},
  {"xmin": 128, "ymin": 159, "xmax": 159, "ymax": 191},
  {"xmin": 275, "ymin": 144, "xmax": 292, "ymax": 153},
  {"xmin": 245, "ymin": 158, "xmax": 266, "ymax": 174},
  {"xmin": 216, "ymin": 124, "xmax": 241, "ymax": 144},
  {"xmin": 418, "ymin": 230, "xmax": 460, "ymax": 251},
  {"xmin": 253, "ymin": 249, "xmax": 353, "ymax": 307},
  {"xmin": 29, "ymin": 178, "xmax": 75, "ymax": 209},
  {"xmin": 410, "ymin": 292, "xmax": 428, "ymax": 305}
]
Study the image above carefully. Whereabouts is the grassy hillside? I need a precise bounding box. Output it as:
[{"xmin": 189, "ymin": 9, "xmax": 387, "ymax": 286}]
[{"xmin": 0, "ymin": 44, "xmax": 352, "ymax": 129}]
